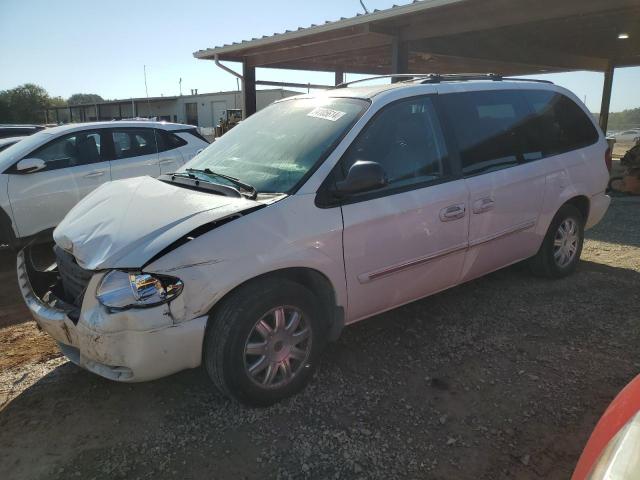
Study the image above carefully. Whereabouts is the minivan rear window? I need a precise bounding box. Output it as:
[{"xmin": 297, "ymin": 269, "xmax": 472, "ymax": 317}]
[
  {"xmin": 440, "ymin": 89, "xmax": 599, "ymax": 177},
  {"xmin": 520, "ymin": 90, "xmax": 599, "ymax": 156}
]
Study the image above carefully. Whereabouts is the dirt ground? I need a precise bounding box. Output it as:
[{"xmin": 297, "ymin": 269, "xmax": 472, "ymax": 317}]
[{"xmin": 1, "ymin": 197, "xmax": 639, "ymax": 480}]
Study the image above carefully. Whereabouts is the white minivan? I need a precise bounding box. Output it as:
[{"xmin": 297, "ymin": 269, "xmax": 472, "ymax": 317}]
[
  {"xmin": 0, "ymin": 121, "xmax": 209, "ymax": 248},
  {"xmin": 18, "ymin": 76, "xmax": 611, "ymax": 405}
]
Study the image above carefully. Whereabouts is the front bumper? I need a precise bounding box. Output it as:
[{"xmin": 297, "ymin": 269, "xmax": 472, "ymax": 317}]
[{"xmin": 16, "ymin": 250, "xmax": 207, "ymax": 382}]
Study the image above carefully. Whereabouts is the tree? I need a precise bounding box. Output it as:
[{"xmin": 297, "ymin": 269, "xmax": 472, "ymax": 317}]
[
  {"xmin": 67, "ymin": 93, "xmax": 104, "ymax": 106},
  {"xmin": 0, "ymin": 83, "xmax": 66, "ymax": 124},
  {"xmin": 608, "ymin": 107, "xmax": 640, "ymax": 131}
]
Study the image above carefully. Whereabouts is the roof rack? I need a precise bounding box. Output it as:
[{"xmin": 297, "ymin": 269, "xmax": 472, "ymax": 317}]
[{"xmin": 334, "ymin": 73, "xmax": 554, "ymax": 88}]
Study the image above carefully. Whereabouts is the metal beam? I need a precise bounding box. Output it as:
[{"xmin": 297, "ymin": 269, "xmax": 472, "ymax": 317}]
[
  {"xmin": 256, "ymin": 80, "xmax": 332, "ymax": 90},
  {"xmin": 334, "ymin": 71, "xmax": 344, "ymax": 86},
  {"xmin": 242, "ymin": 59, "xmax": 257, "ymax": 118},
  {"xmin": 409, "ymin": 37, "xmax": 609, "ymax": 72},
  {"xmin": 391, "ymin": 36, "xmax": 409, "ymax": 83},
  {"xmin": 599, "ymin": 62, "xmax": 615, "ymax": 133}
]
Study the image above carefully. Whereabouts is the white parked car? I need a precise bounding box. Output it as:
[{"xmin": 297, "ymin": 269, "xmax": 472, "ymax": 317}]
[
  {"xmin": 612, "ymin": 129, "xmax": 640, "ymax": 144},
  {"xmin": 0, "ymin": 136, "xmax": 25, "ymax": 153},
  {"xmin": 0, "ymin": 121, "xmax": 209, "ymax": 248},
  {"xmin": 18, "ymin": 77, "xmax": 610, "ymax": 405}
]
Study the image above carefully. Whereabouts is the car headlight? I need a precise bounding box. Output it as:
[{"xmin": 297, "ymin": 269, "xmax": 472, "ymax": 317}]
[
  {"xmin": 96, "ymin": 270, "xmax": 183, "ymax": 310},
  {"xmin": 588, "ymin": 411, "xmax": 640, "ymax": 479}
]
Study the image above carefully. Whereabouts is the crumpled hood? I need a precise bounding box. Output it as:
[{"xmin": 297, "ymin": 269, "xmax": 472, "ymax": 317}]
[{"xmin": 53, "ymin": 176, "xmax": 261, "ymax": 270}]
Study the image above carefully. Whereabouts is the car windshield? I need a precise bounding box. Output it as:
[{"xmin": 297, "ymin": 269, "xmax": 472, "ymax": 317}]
[{"xmin": 181, "ymin": 97, "xmax": 369, "ymax": 194}]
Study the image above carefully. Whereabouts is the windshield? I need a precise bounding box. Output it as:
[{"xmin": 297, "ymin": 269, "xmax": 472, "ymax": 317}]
[{"xmin": 181, "ymin": 97, "xmax": 368, "ymax": 193}]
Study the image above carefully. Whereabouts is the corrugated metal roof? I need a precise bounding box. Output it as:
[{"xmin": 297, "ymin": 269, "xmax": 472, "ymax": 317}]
[{"xmin": 193, "ymin": 0, "xmax": 465, "ymax": 59}]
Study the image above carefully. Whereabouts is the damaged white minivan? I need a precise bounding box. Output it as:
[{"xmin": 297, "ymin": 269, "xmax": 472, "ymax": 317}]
[{"xmin": 18, "ymin": 75, "xmax": 611, "ymax": 405}]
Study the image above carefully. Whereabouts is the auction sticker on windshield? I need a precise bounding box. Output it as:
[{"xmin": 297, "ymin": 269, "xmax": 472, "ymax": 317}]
[{"xmin": 307, "ymin": 107, "xmax": 347, "ymax": 122}]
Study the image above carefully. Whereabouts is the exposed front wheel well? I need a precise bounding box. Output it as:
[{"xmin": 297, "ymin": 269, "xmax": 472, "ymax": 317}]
[{"xmin": 207, "ymin": 267, "xmax": 344, "ymax": 342}]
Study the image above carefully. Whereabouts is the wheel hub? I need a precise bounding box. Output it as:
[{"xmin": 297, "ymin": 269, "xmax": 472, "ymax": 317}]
[
  {"xmin": 243, "ymin": 306, "xmax": 312, "ymax": 388},
  {"xmin": 553, "ymin": 218, "xmax": 579, "ymax": 268}
]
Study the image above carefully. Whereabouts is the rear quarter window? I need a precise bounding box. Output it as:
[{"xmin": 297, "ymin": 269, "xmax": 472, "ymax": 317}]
[
  {"xmin": 520, "ymin": 90, "xmax": 599, "ymax": 156},
  {"xmin": 156, "ymin": 130, "xmax": 188, "ymax": 152}
]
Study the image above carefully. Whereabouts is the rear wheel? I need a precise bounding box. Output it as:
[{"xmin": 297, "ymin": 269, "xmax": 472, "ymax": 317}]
[
  {"xmin": 203, "ymin": 278, "xmax": 325, "ymax": 406},
  {"xmin": 529, "ymin": 204, "xmax": 584, "ymax": 278}
]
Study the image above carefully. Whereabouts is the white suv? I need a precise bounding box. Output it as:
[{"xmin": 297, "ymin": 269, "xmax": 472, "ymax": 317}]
[
  {"xmin": 18, "ymin": 76, "xmax": 610, "ymax": 405},
  {"xmin": 0, "ymin": 121, "xmax": 209, "ymax": 248}
]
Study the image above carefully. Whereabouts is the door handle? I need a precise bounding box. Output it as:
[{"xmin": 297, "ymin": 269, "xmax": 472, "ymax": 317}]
[
  {"xmin": 83, "ymin": 171, "xmax": 105, "ymax": 178},
  {"xmin": 159, "ymin": 158, "xmax": 174, "ymax": 165},
  {"xmin": 439, "ymin": 204, "xmax": 466, "ymax": 222},
  {"xmin": 473, "ymin": 197, "xmax": 495, "ymax": 214}
]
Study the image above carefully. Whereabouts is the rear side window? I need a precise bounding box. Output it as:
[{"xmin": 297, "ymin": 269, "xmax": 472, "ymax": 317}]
[
  {"xmin": 520, "ymin": 90, "xmax": 598, "ymax": 156},
  {"xmin": 181, "ymin": 128, "xmax": 209, "ymax": 144},
  {"xmin": 439, "ymin": 90, "xmax": 530, "ymax": 176},
  {"xmin": 156, "ymin": 129, "xmax": 188, "ymax": 152},
  {"xmin": 111, "ymin": 128, "xmax": 157, "ymax": 159}
]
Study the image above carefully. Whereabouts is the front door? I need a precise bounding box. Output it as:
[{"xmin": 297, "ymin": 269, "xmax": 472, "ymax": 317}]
[
  {"xmin": 339, "ymin": 96, "xmax": 469, "ymax": 322},
  {"xmin": 439, "ymin": 89, "xmax": 546, "ymax": 282},
  {"xmin": 109, "ymin": 127, "xmax": 160, "ymax": 180},
  {"xmin": 7, "ymin": 129, "xmax": 111, "ymax": 238},
  {"xmin": 185, "ymin": 102, "xmax": 198, "ymax": 126}
]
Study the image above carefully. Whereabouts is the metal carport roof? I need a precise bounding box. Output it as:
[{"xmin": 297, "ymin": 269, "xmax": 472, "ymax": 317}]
[{"xmin": 194, "ymin": 0, "xmax": 640, "ymax": 128}]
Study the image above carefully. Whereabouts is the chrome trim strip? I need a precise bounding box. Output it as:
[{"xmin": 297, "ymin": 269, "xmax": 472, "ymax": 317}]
[
  {"xmin": 358, "ymin": 242, "xmax": 468, "ymax": 284},
  {"xmin": 468, "ymin": 219, "xmax": 536, "ymax": 248}
]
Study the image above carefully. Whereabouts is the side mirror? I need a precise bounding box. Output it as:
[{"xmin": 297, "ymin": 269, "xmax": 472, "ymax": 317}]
[
  {"xmin": 16, "ymin": 158, "xmax": 46, "ymax": 174},
  {"xmin": 334, "ymin": 160, "xmax": 387, "ymax": 195}
]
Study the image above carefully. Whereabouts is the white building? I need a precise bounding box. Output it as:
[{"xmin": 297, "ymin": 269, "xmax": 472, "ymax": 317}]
[{"xmin": 46, "ymin": 89, "xmax": 299, "ymax": 129}]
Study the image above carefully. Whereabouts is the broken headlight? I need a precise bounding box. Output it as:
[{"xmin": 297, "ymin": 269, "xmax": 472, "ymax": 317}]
[{"xmin": 96, "ymin": 271, "xmax": 183, "ymax": 310}]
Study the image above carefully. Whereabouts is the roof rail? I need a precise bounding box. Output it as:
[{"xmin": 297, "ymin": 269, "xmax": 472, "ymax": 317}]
[
  {"xmin": 334, "ymin": 73, "xmax": 554, "ymax": 88},
  {"xmin": 334, "ymin": 74, "xmax": 434, "ymax": 88},
  {"xmin": 419, "ymin": 73, "xmax": 554, "ymax": 84}
]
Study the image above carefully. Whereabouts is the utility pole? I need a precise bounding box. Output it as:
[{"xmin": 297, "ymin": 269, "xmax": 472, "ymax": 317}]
[
  {"xmin": 144, "ymin": 65, "xmax": 151, "ymax": 117},
  {"xmin": 179, "ymin": 77, "xmax": 182, "ymax": 96}
]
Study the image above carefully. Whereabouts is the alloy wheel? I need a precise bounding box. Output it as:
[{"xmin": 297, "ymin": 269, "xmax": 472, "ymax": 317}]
[
  {"xmin": 243, "ymin": 306, "xmax": 312, "ymax": 388},
  {"xmin": 553, "ymin": 218, "xmax": 579, "ymax": 268}
]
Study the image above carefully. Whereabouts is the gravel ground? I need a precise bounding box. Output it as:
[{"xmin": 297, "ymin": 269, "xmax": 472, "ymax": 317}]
[{"xmin": 1, "ymin": 197, "xmax": 639, "ymax": 480}]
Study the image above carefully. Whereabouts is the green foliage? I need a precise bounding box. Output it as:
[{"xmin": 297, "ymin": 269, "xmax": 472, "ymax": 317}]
[
  {"xmin": 67, "ymin": 93, "xmax": 104, "ymax": 106},
  {"xmin": 607, "ymin": 107, "xmax": 640, "ymax": 131},
  {"xmin": 0, "ymin": 83, "xmax": 69, "ymax": 124}
]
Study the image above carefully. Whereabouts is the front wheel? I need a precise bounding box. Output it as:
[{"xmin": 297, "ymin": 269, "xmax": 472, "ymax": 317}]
[
  {"xmin": 529, "ymin": 204, "xmax": 584, "ymax": 278},
  {"xmin": 203, "ymin": 278, "xmax": 325, "ymax": 406}
]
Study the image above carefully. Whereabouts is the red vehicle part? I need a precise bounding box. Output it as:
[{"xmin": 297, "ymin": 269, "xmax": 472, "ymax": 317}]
[{"xmin": 572, "ymin": 374, "xmax": 640, "ymax": 479}]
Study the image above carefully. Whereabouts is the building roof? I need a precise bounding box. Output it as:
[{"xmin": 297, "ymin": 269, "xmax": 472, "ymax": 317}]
[
  {"xmin": 194, "ymin": 0, "xmax": 640, "ymax": 75},
  {"xmin": 50, "ymin": 89, "xmax": 297, "ymax": 109}
]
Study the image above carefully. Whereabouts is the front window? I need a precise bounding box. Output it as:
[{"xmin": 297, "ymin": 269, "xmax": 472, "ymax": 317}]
[{"xmin": 182, "ymin": 97, "xmax": 368, "ymax": 194}]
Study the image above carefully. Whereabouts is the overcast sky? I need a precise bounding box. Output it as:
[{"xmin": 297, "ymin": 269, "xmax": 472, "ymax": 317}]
[{"xmin": 1, "ymin": 0, "xmax": 638, "ymax": 113}]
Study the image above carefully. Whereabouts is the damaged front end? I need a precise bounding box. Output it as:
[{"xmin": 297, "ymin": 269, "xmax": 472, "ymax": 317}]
[{"xmin": 17, "ymin": 243, "xmax": 207, "ymax": 382}]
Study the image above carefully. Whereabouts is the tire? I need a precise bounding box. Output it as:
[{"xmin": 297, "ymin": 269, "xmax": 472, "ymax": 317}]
[
  {"xmin": 529, "ymin": 204, "xmax": 584, "ymax": 278},
  {"xmin": 203, "ymin": 278, "xmax": 326, "ymax": 406}
]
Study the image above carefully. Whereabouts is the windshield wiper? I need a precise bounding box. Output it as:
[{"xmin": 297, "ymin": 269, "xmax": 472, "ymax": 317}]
[
  {"xmin": 186, "ymin": 168, "xmax": 257, "ymax": 198},
  {"xmin": 163, "ymin": 172, "xmax": 243, "ymax": 198}
]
